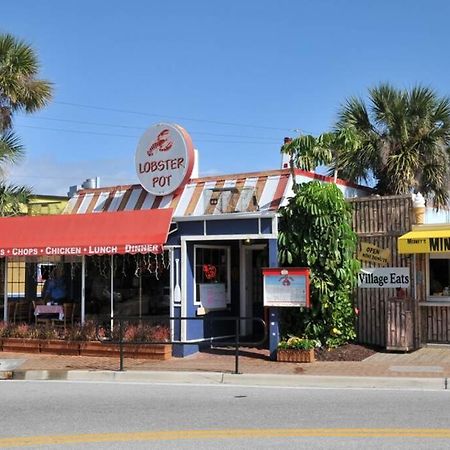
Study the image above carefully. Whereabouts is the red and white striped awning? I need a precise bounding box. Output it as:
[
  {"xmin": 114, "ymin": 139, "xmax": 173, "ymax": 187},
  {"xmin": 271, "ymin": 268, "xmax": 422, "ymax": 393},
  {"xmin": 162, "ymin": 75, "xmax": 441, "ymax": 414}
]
[{"xmin": 65, "ymin": 169, "xmax": 370, "ymax": 217}]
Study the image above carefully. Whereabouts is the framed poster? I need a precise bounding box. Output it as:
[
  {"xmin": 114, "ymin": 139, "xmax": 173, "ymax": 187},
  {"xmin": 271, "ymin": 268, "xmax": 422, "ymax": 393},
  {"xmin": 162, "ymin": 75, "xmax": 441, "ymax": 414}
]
[
  {"xmin": 263, "ymin": 267, "xmax": 310, "ymax": 307},
  {"xmin": 199, "ymin": 283, "xmax": 227, "ymax": 310}
]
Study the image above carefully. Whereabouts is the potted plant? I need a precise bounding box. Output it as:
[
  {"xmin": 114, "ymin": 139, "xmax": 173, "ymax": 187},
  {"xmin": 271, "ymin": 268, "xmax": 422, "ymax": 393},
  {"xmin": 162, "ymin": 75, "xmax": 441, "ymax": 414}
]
[{"xmin": 277, "ymin": 336, "xmax": 317, "ymax": 363}]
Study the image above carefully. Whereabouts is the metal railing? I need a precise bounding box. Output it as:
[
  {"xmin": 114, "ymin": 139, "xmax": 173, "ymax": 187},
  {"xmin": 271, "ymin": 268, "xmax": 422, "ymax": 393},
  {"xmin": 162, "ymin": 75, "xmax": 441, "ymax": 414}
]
[{"xmin": 95, "ymin": 315, "xmax": 267, "ymax": 374}]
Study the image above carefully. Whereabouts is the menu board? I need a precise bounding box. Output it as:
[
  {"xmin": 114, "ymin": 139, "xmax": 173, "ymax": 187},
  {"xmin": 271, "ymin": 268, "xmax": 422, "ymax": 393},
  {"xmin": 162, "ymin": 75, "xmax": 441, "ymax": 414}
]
[
  {"xmin": 263, "ymin": 268, "xmax": 310, "ymax": 307},
  {"xmin": 199, "ymin": 283, "xmax": 227, "ymax": 310}
]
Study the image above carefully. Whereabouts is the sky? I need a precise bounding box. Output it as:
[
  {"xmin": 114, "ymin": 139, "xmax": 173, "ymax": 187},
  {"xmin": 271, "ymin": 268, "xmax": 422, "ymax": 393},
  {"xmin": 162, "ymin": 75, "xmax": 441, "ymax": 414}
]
[{"xmin": 3, "ymin": 0, "xmax": 450, "ymax": 195}]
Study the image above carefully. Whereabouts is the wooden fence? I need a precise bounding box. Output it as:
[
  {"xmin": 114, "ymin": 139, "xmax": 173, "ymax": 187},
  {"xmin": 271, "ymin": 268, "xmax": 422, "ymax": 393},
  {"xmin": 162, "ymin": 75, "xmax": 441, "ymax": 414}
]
[{"xmin": 348, "ymin": 195, "xmax": 419, "ymax": 348}]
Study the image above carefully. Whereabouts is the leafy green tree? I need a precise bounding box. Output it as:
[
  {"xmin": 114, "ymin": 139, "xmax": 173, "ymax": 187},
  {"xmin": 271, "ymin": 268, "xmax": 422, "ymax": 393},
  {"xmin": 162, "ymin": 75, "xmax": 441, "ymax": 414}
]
[
  {"xmin": 278, "ymin": 181, "xmax": 360, "ymax": 347},
  {"xmin": 334, "ymin": 83, "xmax": 450, "ymax": 208},
  {"xmin": 0, "ymin": 33, "xmax": 52, "ymax": 215},
  {"xmin": 281, "ymin": 128, "xmax": 360, "ymax": 188}
]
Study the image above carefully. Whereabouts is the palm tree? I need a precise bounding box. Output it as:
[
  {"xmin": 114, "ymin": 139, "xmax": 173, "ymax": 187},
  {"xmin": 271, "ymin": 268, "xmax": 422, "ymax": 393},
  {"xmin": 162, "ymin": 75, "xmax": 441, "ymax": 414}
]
[
  {"xmin": 0, "ymin": 33, "xmax": 52, "ymax": 215},
  {"xmin": 334, "ymin": 83, "xmax": 450, "ymax": 208}
]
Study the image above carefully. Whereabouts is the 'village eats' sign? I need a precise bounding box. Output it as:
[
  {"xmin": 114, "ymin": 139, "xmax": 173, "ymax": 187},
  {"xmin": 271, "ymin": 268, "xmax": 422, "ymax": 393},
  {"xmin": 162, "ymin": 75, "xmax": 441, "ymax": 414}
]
[
  {"xmin": 358, "ymin": 267, "xmax": 410, "ymax": 288},
  {"xmin": 0, "ymin": 244, "xmax": 163, "ymax": 257},
  {"xmin": 135, "ymin": 123, "xmax": 195, "ymax": 196}
]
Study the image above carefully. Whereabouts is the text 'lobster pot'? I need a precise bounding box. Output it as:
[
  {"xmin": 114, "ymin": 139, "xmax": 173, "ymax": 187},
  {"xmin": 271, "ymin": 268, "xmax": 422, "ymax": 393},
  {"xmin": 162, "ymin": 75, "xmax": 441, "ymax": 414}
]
[{"xmin": 135, "ymin": 123, "xmax": 195, "ymax": 196}]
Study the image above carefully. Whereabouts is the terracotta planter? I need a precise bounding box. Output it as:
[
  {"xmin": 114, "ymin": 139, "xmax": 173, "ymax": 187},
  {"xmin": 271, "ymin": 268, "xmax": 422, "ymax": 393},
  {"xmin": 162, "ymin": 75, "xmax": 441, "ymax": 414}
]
[
  {"xmin": 123, "ymin": 344, "xmax": 172, "ymax": 360},
  {"xmin": 2, "ymin": 338, "xmax": 41, "ymax": 354},
  {"xmin": 80, "ymin": 341, "xmax": 172, "ymax": 359},
  {"xmin": 277, "ymin": 348, "xmax": 315, "ymax": 363},
  {"xmin": 0, "ymin": 338, "xmax": 172, "ymax": 359},
  {"xmin": 40, "ymin": 340, "xmax": 80, "ymax": 356},
  {"xmin": 79, "ymin": 341, "xmax": 121, "ymax": 357}
]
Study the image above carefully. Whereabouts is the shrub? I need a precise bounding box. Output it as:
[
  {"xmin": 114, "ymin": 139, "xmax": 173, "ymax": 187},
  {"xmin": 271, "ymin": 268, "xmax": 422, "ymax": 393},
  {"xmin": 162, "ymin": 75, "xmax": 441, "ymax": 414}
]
[
  {"xmin": 0, "ymin": 321, "xmax": 10, "ymax": 338},
  {"xmin": 278, "ymin": 336, "xmax": 317, "ymax": 350},
  {"xmin": 0, "ymin": 320, "xmax": 171, "ymax": 343},
  {"xmin": 278, "ymin": 181, "xmax": 360, "ymax": 348}
]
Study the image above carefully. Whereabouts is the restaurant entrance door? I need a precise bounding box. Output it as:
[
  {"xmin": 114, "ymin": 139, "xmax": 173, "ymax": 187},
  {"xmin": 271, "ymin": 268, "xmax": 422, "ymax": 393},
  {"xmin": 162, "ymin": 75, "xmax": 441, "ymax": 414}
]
[{"xmin": 240, "ymin": 243, "xmax": 267, "ymax": 339}]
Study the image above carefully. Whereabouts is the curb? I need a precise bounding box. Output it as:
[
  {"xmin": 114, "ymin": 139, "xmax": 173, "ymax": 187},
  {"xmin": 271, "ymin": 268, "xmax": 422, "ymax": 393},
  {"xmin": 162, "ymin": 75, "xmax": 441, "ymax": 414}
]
[{"xmin": 5, "ymin": 369, "xmax": 448, "ymax": 390}]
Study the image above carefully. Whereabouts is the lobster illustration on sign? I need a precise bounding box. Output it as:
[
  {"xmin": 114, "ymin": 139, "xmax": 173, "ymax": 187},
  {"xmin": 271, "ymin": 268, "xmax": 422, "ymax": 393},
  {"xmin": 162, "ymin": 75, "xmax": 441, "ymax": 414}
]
[
  {"xmin": 279, "ymin": 274, "xmax": 294, "ymax": 286},
  {"xmin": 147, "ymin": 129, "xmax": 174, "ymax": 156},
  {"xmin": 203, "ymin": 264, "xmax": 217, "ymax": 280}
]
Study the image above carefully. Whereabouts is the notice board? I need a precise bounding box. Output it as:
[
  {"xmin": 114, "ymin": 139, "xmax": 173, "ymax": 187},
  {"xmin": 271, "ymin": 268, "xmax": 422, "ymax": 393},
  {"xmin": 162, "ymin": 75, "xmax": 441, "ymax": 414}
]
[
  {"xmin": 199, "ymin": 283, "xmax": 228, "ymax": 310},
  {"xmin": 263, "ymin": 267, "xmax": 310, "ymax": 307}
]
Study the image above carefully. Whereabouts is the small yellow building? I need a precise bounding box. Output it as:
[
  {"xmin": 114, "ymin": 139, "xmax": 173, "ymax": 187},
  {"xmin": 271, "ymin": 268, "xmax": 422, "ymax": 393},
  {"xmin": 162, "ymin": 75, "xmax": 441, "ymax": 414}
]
[{"xmin": 5, "ymin": 195, "xmax": 68, "ymax": 298}]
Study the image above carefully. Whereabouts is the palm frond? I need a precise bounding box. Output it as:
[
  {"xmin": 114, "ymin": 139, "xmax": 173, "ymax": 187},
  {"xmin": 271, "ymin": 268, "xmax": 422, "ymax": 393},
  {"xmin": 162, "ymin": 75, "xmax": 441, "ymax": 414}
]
[
  {"xmin": 0, "ymin": 182, "xmax": 32, "ymax": 217},
  {"xmin": 335, "ymin": 83, "xmax": 450, "ymax": 208},
  {"xmin": 0, "ymin": 130, "xmax": 24, "ymax": 168}
]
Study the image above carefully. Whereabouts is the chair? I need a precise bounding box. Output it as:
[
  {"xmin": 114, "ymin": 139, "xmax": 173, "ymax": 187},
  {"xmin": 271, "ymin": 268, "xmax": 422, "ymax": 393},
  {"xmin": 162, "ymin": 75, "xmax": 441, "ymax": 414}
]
[
  {"xmin": 13, "ymin": 301, "xmax": 31, "ymax": 324},
  {"xmin": 7, "ymin": 302, "xmax": 15, "ymax": 322},
  {"xmin": 52, "ymin": 302, "xmax": 75, "ymax": 330}
]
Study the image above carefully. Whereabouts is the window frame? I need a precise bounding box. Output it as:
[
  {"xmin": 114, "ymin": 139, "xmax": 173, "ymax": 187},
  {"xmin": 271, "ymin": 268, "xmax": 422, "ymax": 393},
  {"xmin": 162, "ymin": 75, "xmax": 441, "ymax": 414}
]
[
  {"xmin": 427, "ymin": 252, "xmax": 450, "ymax": 300},
  {"xmin": 193, "ymin": 244, "xmax": 231, "ymax": 306}
]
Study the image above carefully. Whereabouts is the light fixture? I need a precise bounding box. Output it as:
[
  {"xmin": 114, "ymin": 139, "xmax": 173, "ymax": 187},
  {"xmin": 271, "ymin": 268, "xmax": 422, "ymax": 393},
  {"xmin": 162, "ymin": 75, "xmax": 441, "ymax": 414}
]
[{"xmin": 243, "ymin": 238, "xmax": 252, "ymax": 245}]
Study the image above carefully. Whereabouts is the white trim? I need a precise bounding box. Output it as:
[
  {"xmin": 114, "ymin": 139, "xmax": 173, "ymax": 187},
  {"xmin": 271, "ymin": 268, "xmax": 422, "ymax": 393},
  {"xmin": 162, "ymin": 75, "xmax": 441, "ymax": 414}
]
[
  {"xmin": 182, "ymin": 234, "xmax": 275, "ymax": 242},
  {"xmin": 181, "ymin": 239, "xmax": 187, "ymax": 341},
  {"xmin": 110, "ymin": 254, "xmax": 114, "ymax": 330},
  {"xmin": 193, "ymin": 244, "xmax": 231, "ymax": 306},
  {"xmin": 169, "ymin": 247, "xmax": 175, "ymax": 342},
  {"xmin": 239, "ymin": 241, "xmax": 246, "ymax": 335},
  {"xmin": 174, "ymin": 211, "xmax": 278, "ymax": 222},
  {"xmin": 81, "ymin": 255, "xmax": 86, "ymax": 324},
  {"xmin": 3, "ymin": 258, "xmax": 8, "ymax": 322},
  {"xmin": 429, "ymin": 252, "xmax": 450, "ymax": 259},
  {"xmin": 427, "ymin": 253, "xmax": 450, "ymax": 301}
]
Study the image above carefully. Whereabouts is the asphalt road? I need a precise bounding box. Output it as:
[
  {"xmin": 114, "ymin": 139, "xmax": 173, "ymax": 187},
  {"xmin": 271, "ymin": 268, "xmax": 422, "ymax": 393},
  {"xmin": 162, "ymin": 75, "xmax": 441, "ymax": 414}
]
[{"xmin": 1, "ymin": 380, "xmax": 450, "ymax": 449}]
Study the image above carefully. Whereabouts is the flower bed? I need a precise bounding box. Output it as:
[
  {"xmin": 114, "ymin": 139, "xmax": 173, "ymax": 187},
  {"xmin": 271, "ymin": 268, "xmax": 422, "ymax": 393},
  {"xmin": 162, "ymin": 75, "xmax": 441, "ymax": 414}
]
[{"xmin": 0, "ymin": 321, "xmax": 172, "ymax": 360}]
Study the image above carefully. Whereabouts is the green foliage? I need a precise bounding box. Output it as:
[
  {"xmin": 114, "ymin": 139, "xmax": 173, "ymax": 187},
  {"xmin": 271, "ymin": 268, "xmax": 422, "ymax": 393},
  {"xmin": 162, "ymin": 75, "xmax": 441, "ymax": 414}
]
[
  {"xmin": 334, "ymin": 83, "xmax": 450, "ymax": 208},
  {"xmin": 0, "ymin": 182, "xmax": 31, "ymax": 216},
  {"xmin": 278, "ymin": 181, "xmax": 360, "ymax": 348},
  {"xmin": 0, "ymin": 33, "xmax": 53, "ymax": 131},
  {"xmin": 0, "ymin": 33, "xmax": 53, "ymax": 216},
  {"xmin": 277, "ymin": 335, "xmax": 317, "ymax": 350}
]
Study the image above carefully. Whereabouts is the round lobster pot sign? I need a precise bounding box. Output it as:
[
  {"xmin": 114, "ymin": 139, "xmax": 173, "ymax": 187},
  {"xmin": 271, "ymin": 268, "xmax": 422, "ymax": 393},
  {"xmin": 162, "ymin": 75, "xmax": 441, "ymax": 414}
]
[{"xmin": 135, "ymin": 123, "xmax": 195, "ymax": 196}]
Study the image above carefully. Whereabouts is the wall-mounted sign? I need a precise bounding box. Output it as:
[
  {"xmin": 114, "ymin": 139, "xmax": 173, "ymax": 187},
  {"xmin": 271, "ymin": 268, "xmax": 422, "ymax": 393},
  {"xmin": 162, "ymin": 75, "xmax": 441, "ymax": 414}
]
[
  {"xmin": 135, "ymin": 123, "xmax": 195, "ymax": 196},
  {"xmin": 398, "ymin": 233, "xmax": 450, "ymax": 254},
  {"xmin": 358, "ymin": 242, "xmax": 390, "ymax": 266},
  {"xmin": 199, "ymin": 283, "xmax": 227, "ymax": 310},
  {"xmin": 358, "ymin": 267, "xmax": 410, "ymax": 288},
  {"xmin": 0, "ymin": 243, "xmax": 163, "ymax": 257},
  {"xmin": 263, "ymin": 267, "xmax": 310, "ymax": 307},
  {"xmin": 203, "ymin": 264, "xmax": 217, "ymax": 280}
]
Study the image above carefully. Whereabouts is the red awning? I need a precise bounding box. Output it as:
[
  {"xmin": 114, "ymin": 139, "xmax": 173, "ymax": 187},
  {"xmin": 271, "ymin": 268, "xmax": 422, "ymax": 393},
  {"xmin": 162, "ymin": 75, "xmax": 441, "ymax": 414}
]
[{"xmin": 0, "ymin": 209, "xmax": 173, "ymax": 257}]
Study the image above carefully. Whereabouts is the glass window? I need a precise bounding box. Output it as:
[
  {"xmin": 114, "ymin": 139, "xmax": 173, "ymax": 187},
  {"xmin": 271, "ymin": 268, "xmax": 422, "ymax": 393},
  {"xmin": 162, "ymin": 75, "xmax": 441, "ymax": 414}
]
[
  {"xmin": 7, "ymin": 261, "xmax": 26, "ymax": 298},
  {"xmin": 194, "ymin": 246, "xmax": 230, "ymax": 305},
  {"xmin": 429, "ymin": 255, "xmax": 450, "ymax": 297}
]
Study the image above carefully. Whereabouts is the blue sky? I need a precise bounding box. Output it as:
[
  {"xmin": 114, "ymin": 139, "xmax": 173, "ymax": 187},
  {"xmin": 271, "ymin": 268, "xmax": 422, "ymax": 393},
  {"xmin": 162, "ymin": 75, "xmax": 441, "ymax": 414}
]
[{"xmin": 3, "ymin": 0, "xmax": 450, "ymax": 195}]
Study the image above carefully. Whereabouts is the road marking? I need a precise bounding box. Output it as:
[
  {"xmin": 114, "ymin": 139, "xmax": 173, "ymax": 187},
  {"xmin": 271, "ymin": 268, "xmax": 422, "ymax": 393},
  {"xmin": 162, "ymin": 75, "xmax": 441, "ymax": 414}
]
[{"xmin": 1, "ymin": 428, "xmax": 450, "ymax": 447}]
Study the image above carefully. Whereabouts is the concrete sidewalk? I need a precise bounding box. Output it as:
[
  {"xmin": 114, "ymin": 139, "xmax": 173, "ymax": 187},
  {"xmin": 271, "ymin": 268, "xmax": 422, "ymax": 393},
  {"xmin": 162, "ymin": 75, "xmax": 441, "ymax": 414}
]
[{"xmin": 1, "ymin": 346, "xmax": 450, "ymax": 390}]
